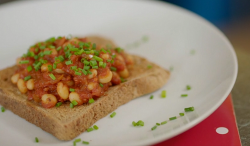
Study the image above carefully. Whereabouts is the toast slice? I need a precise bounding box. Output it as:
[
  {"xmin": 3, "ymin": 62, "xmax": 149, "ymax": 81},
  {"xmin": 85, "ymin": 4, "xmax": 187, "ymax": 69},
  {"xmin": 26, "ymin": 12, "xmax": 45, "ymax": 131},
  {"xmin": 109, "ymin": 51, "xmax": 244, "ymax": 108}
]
[{"xmin": 0, "ymin": 36, "xmax": 170, "ymax": 140}]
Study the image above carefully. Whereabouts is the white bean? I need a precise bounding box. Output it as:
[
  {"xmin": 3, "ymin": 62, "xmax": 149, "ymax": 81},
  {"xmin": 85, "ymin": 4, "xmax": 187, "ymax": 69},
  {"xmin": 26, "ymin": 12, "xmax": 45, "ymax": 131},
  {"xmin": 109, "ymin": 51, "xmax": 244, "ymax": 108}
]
[
  {"xmin": 87, "ymin": 69, "xmax": 97, "ymax": 79},
  {"xmin": 26, "ymin": 79, "xmax": 34, "ymax": 90},
  {"xmin": 118, "ymin": 68, "xmax": 129, "ymax": 78},
  {"xmin": 11, "ymin": 73, "xmax": 20, "ymax": 84},
  {"xmin": 57, "ymin": 82, "xmax": 69, "ymax": 100},
  {"xmin": 17, "ymin": 79, "xmax": 27, "ymax": 93},
  {"xmin": 69, "ymin": 92, "xmax": 83, "ymax": 105},
  {"xmin": 99, "ymin": 69, "xmax": 112, "ymax": 83},
  {"xmin": 41, "ymin": 94, "xmax": 57, "ymax": 108}
]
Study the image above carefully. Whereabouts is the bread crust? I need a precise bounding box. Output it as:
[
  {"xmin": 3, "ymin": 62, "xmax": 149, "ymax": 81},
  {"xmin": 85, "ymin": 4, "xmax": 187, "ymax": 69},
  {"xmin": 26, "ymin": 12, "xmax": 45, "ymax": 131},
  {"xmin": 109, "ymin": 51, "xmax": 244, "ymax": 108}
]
[{"xmin": 0, "ymin": 37, "xmax": 170, "ymax": 140}]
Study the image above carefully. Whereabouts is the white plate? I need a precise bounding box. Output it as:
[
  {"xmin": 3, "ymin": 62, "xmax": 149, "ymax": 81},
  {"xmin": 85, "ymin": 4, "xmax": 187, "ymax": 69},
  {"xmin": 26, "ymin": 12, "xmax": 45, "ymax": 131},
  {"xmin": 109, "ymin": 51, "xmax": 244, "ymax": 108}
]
[{"xmin": 0, "ymin": 1, "xmax": 237, "ymax": 146}]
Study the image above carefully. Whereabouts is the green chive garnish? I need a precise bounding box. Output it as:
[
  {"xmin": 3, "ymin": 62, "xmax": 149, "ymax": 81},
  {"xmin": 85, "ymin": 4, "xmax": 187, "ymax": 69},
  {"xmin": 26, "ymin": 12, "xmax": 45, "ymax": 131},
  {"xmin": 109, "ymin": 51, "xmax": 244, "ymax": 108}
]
[
  {"xmin": 93, "ymin": 125, "xmax": 99, "ymax": 130},
  {"xmin": 35, "ymin": 137, "xmax": 39, "ymax": 143},
  {"xmin": 99, "ymin": 61, "xmax": 104, "ymax": 67},
  {"xmin": 151, "ymin": 125, "xmax": 157, "ymax": 131},
  {"xmin": 75, "ymin": 71, "xmax": 81, "ymax": 76},
  {"xmin": 147, "ymin": 65, "xmax": 152, "ymax": 69},
  {"xmin": 72, "ymin": 100, "xmax": 78, "ymax": 106},
  {"xmin": 110, "ymin": 67, "xmax": 117, "ymax": 71},
  {"xmin": 99, "ymin": 83, "xmax": 103, "ymax": 87},
  {"xmin": 27, "ymin": 66, "xmax": 32, "ymax": 72},
  {"xmin": 53, "ymin": 63, "xmax": 57, "ymax": 69},
  {"xmin": 70, "ymin": 66, "xmax": 77, "ymax": 70},
  {"xmin": 115, "ymin": 47, "xmax": 123, "ymax": 53},
  {"xmin": 84, "ymin": 66, "xmax": 90, "ymax": 70},
  {"xmin": 156, "ymin": 123, "xmax": 161, "ymax": 126},
  {"xmin": 89, "ymin": 98, "xmax": 94, "ymax": 104},
  {"xmin": 92, "ymin": 43, "xmax": 96, "ymax": 49},
  {"xmin": 169, "ymin": 116, "xmax": 177, "ymax": 120},
  {"xmin": 70, "ymin": 103, "xmax": 74, "ymax": 108},
  {"xmin": 43, "ymin": 50, "xmax": 52, "ymax": 55},
  {"xmin": 150, "ymin": 95, "xmax": 154, "ymax": 99},
  {"xmin": 111, "ymin": 55, "xmax": 116, "ymax": 59},
  {"xmin": 1, "ymin": 107, "xmax": 5, "ymax": 112},
  {"xmin": 185, "ymin": 106, "xmax": 194, "ymax": 112},
  {"xmin": 82, "ymin": 141, "xmax": 89, "ymax": 145},
  {"xmin": 181, "ymin": 94, "xmax": 188, "ymax": 97},
  {"xmin": 161, "ymin": 121, "xmax": 167, "ymax": 125},
  {"xmin": 39, "ymin": 46, "xmax": 46, "ymax": 49},
  {"xmin": 87, "ymin": 127, "xmax": 93, "ymax": 132},
  {"xmin": 100, "ymin": 48, "xmax": 107, "ymax": 53},
  {"xmin": 93, "ymin": 56, "xmax": 103, "ymax": 62},
  {"xmin": 48, "ymin": 65, "xmax": 53, "ymax": 72},
  {"xmin": 46, "ymin": 37, "xmax": 56, "ymax": 43},
  {"xmin": 83, "ymin": 60, "xmax": 90, "ymax": 65},
  {"xmin": 73, "ymin": 138, "xmax": 81, "ymax": 146},
  {"xmin": 70, "ymin": 88, "xmax": 75, "ymax": 92},
  {"xmin": 56, "ymin": 102, "xmax": 62, "ymax": 107},
  {"xmin": 65, "ymin": 60, "xmax": 73, "ymax": 65},
  {"xmin": 161, "ymin": 90, "xmax": 166, "ymax": 98},
  {"xmin": 102, "ymin": 63, "xmax": 107, "ymax": 68},
  {"xmin": 49, "ymin": 74, "xmax": 56, "ymax": 80},
  {"xmin": 132, "ymin": 121, "xmax": 137, "ymax": 126},
  {"xmin": 179, "ymin": 113, "xmax": 185, "ymax": 116},
  {"xmin": 19, "ymin": 60, "xmax": 29, "ymax": 64},
  {"xmin": 92, "ymin": 66, "xmax": 98, "ymax": 69},
  {"xmin": 136, "ymin": 120, "xmax": 144, "ymax": 126},
  {"xmin": 90, "ymin": 60, "xmax": 97, "ymax": 66},
  {"xmin": 186, "ymin": 85, "xmax": 191, "ymax": 90},
  {"xmin": 110, "ymin": 112, "xmax": 116, "ymax": 118},
  {"xmin": 56, "ymin": 46, "xmax": 62, "ymax": 51},
  {"xmin": 24, "ymin": 75, "xmax": 31, "ymax": 81},
  {"xmin": 120, "ymin": 77, "xmax": 127, "ymax": 83}
]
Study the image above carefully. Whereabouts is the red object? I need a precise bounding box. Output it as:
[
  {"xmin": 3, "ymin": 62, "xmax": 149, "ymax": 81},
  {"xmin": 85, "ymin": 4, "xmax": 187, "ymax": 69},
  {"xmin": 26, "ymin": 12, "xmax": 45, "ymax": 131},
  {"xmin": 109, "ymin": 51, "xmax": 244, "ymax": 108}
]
[{"xmin": 154, "ymin": 94, "xmax": 241, "ymax": 146}]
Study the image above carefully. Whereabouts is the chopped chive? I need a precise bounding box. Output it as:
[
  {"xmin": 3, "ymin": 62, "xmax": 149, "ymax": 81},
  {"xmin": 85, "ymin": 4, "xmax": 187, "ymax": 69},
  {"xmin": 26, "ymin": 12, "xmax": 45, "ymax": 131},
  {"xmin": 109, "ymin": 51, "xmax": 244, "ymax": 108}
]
[
  {"xmin": 87, "ymin": 70, "xmax": 92, "ymax": 75},
  {"xmin": 115, "ymin": 47, "xmax": 123, "ymax": 53},
  {"xmin": 87, "ymin": 127, "xmax": 93, "ymax": 132},
  {"xmin": 46, "ymin": 37, "xmax": 56, "ymax": 43},
  {"xmin": 161, "ymin": 90, "xmax": 166, "ymax": 98},
  {"xmin": 24, "ymin": 75, "xmax": 31, "ymax": 81},
  {"xmin": 93, "ymin": 56, "xmax": 103, "ymax": 62},
  {"xmin": 53, "ymin": 63, "xmax": 57, "ymax": 69},
  {"xmin": 56, "ymin": 46, "xmax": 62, "ymax": 51},
  {"xmin": 92, "ymin": 43, "xmax": 96, "ymax": 49},
  {"xmin": 94, "ymin": 50, "xmax": 100, "ymax": 56},
  {"xmin": 179, "ymin": 113, "xmax": 185, "ymax": 116},
  {"xmin": 181, "ymin": 94, "xmax": 188, "ymax": 97},
  {"xmin": 56, "ymin": 102, "xmax": 62, "ymax": 107},
  {"xmin": 34, "ymin": 55, "xmax": 39, "ymax": 60},
  {"xmin": 89, "ymin": 60, "xmax": 97, "ymax": 66},
  {"xmin": 184, "ymin": 106, "xmax": 194, "ymax": 112},
  {"xmin": 186, "ymin": 85, "xmax": 191, "ymax": 90},
  {"xmin": 85, "ymin": 51, "xmax": 91, "ymax": 54},
  {"xmin": 70, "ymin": 103, "xmax": 74, "ymax": 108},
  {"xmin": 151, "ymin": 125, "xmax": 157, "ymax": 131},
  {"xmin": 19, "ymin": 60, "xmax": 29, "ymax": 64},
  {"xmin": 49, "ymin": 74, "xmax": 56, "ymax": 80},
  {"xmin": 49, "ymin": 45, "xmax": 55, "ymax": 49},
  {"xmin": 132, "ymin": 121, "xmax": 137, "ymax": 126},
  {"xmin": 1, "ymin": 107, "xmax": 5, "ymax": 112},
  {"xmin": 27, "ymin": 66, "xmax": 32, "ymax": 72},
  {"xmin": 100, "ymin": 48, "xmax": 107, "ymax": 53},
  {"xmin": 161, "ymin": 121, "xmax": 167, "ymax": 125},
  {"xmin": 48, "ymin": 65, "xmax": 53, "ymax": 72},
  {"xmin": 65, "ymin": 60, "xmax": 73, "ymax": 65},
  {"xmin": 72, "ymin": 100, "xmax": 78, "ymax": 106},
  {"xmin": 35, "ymin": 48, "xmax": 39, "ymax": 53},
  {"xmin": 33, "ymin": 62, "xmax": 42, "ymax": 71},
  {"xmin": 102, "ymin": 63, "xmax": 107, "ymax": 68},
  {"xmin": 89, "ymin": 98, "xmax": 95, "ymax": 104},
  {"xmin": 82, "ymin": 69, "xmax": 88, "ymax": 75},
  {"xmin": 93, "ymin": 125, "xmax": 99, "ymax": 130},
  {"xmin": 82, "ymin": 141, "xmax": 89, "ymax": 145},
  {"xmin": 27, "ymin": 51, "xmax": 35, "ymax": 57},
  {"xmin": 43, "ymin": 50, "xmax": 52, "ymax": 55},
  {"xmin": 110, "ymin": 66, "xmax": 117, "ymax": 71},
  {"xmin": 120, "ymin": 77, "xmax": 127, "ymax": 83},
  {"xmin": 150, "ymin": 95, "xmax": 154, "ymax": 99},
  {"xmin": 83, "ymin": 60, "xmax": 90, "ymax": 65},
  {"xmin": 99, "ymin": 61, "xmax": 103, "ymax": 67},
  {"xmin": 99, "ymin": 83, "xmax": 103, "ymax": 87},
  {"xmin": 107, "ymin": 59, "xmax": 112, "ymax": 62},
  {"xmin": 39, "ymin": 46, "xmax": 46, "ymax": 49},
  {"xmin": 110, "ymin": 112, "xmax": 116, "ymax": 118},
  {"xmin": 70, "ymin": 88, "xmax": 75, "ymax": 92},
  {"xmin": 169, "ymin": 116, "xmax": 177, "ymax": 120},
  {"xmin": 35, "ymin": 137, "xmax": 39, "ymax": 143},
  {"xmin": 55, "ymin": 55, "xmax": 65, "ymax": 62},
  {"xmin": 111, "ymin": 55, "xmax": 116, "ymax": 59},
  {"xmin": 70, "ymin": 66, "xmax": 77, "ymax": 70},
  {"xmin": 73, "ymin": 138, "xmax": 81, "ymax": 146},
  {"xmin": 75, "ymin": 71, "xmax": 81, "ymax": 76},
  {"xmin": 69, "ymin": 48, "xmax": 79, "ymax": 52},
  {"xmin": 136, "ymin": 120, "xmax": 144, "ymax": 126},
  {"xmin": 156, "ymin": 123, "xmax": 161, "ymax": 126},
  {"xmin": 147, "ymin": 65, "xmax": 152, "ymax": 69},
  {"xmin": 39, "ymin": 59, "xmax": 48, "ymax": 64},
  {"xmin": 84, "ymin": 66, "xmax": 90, "ymax": 70},
  {"xmin": 92, "ymin": 66, "xmax": 98, "ymax": 69}
]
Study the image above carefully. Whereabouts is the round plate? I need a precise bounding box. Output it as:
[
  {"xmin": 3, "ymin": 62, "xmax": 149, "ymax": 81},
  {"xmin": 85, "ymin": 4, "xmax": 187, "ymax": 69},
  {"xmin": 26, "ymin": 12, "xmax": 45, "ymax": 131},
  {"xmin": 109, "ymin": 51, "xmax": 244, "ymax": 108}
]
[{"xmin": 0, "ymin": 1, "xmax": 237, "ymax": 146}]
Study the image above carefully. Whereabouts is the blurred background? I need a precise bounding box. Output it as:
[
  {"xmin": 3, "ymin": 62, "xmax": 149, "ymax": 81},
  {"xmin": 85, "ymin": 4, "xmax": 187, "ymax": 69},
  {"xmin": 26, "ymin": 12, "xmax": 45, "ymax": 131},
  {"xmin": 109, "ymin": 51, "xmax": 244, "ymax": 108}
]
[
  {"xmin": 160, "ymin": 0, "xmax": 250, "ymax": 145},
  {"xmin": 0, "ymin": 0, "xmax": 249, "ymax": 145}
]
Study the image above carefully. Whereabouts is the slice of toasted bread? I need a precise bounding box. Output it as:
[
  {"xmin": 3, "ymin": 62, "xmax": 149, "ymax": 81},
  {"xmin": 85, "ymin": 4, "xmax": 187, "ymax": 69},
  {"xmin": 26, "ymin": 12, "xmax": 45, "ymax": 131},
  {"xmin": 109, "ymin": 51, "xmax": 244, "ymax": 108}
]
[{"xmin": 0, "ymin": 36, "xmax": 170, "ymax": 140}]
